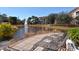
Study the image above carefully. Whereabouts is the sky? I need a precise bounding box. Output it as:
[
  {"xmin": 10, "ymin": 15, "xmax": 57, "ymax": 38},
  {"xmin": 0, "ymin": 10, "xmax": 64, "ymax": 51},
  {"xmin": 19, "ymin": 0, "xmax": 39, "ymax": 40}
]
[{"xmin": 0, "ymin": 7, "xmax": 75, "ymax": 20}]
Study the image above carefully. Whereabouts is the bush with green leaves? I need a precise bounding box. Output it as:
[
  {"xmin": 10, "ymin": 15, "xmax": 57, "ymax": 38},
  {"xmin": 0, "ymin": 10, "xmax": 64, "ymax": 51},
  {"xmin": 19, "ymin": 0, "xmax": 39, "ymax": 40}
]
[
  {"xmin": 0, "ymin": 23, "xmax": 16, "ymax": 41},
  {"xmin": 67, "ymin": 28, "xmax": 79, "ymax": 46},
  {"xmin": 56, "ymin": 13, "xmax": 73, "ymax": 24}
]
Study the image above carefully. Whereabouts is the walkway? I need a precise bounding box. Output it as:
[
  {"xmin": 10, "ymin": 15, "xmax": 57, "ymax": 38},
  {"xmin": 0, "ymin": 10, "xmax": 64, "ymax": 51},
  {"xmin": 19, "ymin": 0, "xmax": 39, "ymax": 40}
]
[{"xmin": 9, "ymin": 33, "xmax": 54, "ymax": 51}]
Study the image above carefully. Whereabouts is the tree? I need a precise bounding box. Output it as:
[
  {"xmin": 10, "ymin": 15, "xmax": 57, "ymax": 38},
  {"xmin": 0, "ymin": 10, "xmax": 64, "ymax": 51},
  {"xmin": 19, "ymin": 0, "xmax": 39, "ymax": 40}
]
[
  {"xmin": 31, "ymin": 16, "xmax": 40, "ymax": 24},
  {"xmin": 20, "ymin": 19, "xmax": 25, "ymax": 24},
  {"xmin": 47, "ymin": 14, "xmax": 57, "ymax": 24},
  {"xmin": 8, "ymin": 16, "xmax": 17, "ymax": 24},
  {"xmin": 27, "ymin": 17, "xmax": 32, "ymax": 24},
  {"xmin": 76, "ymin": 16, "xmax": 79, "ymax": 20},
  {"xmin": 75, "ymin": 16, "xmax": 79, "ymax": 24},
  {"xmin": 56, "ymin": 12, "xmax": 73, "ymax": 24},
  {"xmin": 0, "ymin": 14, "xmax": 8, "ymax": 22},
  {"xmin": 27, "ymin": 16, "xmax": 40, "ymax": 24}
]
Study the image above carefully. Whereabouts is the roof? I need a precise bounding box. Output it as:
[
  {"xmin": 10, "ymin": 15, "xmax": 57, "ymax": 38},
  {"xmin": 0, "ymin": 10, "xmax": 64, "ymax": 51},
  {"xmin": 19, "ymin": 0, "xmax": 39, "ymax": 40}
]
[{"xmin": 69, "ymin": 7, "xmax": 79, "ymax": 14}]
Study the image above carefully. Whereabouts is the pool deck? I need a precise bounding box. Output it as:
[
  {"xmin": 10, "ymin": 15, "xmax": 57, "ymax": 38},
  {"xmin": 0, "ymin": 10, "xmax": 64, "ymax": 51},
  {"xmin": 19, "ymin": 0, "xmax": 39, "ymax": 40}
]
[{"xmin": 9, "ymin": 32, "xmax": 54, "ymax": 51}]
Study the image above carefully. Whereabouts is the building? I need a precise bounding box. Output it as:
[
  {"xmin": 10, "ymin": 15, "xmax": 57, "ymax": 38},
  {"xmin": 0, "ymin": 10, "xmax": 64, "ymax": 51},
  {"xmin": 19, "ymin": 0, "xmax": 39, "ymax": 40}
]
[
  {"xmin": 68, "ymin": 7, "xmax": 79, "ymax": 24},
  {"xmin": 69, "ymin": 7, "xmax": 79, "ymax": 18},
  {"xmin": 39, "ymin": 16, "xmax": 48, "ymax": 24}
]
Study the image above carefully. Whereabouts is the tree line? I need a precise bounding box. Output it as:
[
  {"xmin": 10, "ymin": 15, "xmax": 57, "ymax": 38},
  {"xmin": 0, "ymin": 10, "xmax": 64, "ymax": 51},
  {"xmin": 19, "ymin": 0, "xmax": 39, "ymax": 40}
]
[
  {"xmin": 27, "ymin": 12, "xmax": 79, "ymax": 25},
  {"xmin": 0, "ymin": 13, "xmax": 25, "ymax": 25}
]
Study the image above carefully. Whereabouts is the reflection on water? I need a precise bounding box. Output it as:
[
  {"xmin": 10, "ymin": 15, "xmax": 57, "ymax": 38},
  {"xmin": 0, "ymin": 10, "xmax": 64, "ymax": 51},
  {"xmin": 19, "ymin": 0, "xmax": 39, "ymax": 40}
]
[
  {"xmin": 13, "ymin": 27, "xmax": 40, "ymax": 40},
  {"xmin": 13, "ymin": 26, "xmax": 52, "ymax": 40},
  {"xmin": 28, "ymin": 27, "xmax": 41, "ymax": 33},
  {"xmin": 13, "ymin": 27, "xmax": 26, "ymax": 40}
]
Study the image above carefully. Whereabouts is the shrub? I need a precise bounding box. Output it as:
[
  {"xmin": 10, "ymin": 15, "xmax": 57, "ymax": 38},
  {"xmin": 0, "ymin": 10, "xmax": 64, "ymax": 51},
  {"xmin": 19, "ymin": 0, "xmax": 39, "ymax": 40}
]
[
  {"xmin": 0, "ymin": 23, "xmax": 16, "ymax": 41},
  {"xmin": 56, "ymin": 12, "xmax": 73, "ymax": 24},
  {"xmin": 67, "ymin": 28, "xmax": 79, "ymax": 46}
]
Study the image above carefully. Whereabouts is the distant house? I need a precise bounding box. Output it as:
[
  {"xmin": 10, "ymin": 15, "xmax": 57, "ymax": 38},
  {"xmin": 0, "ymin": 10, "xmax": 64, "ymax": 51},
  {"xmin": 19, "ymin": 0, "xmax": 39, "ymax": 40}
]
[
  {"xmin": 68, "ymin": 7, "xmax": 79, "ymax": 24},
  {"xmin": 39, "ymin": 16, "xmax": 48, "ymax": 24},
  {"xmin": 69, "ymin": 7, "xmax": 79, "ymax": 18},
  {"xmin": 38, "ymin": 8, "xmax": 79, "ymax": 24}
]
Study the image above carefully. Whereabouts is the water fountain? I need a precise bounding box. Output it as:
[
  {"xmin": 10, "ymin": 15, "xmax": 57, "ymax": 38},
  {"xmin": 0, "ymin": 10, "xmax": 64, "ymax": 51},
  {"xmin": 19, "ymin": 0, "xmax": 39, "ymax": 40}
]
[
  {"xmin": 66, "ymin": 39, "xmax": 79, "ymax": 51},
  {"xmin": 12, "ymin": 19, "xmax": 28, "ymax": 40},
  {"xmin": 24, "ymin": 20, "xmax": 28, "ymax": 33}
]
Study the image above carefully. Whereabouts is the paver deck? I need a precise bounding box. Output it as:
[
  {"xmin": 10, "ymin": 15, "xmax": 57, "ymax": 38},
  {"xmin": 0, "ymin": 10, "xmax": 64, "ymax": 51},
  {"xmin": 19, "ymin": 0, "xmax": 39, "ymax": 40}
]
[{"xmin": 9, "ymin": 33, "xmax": 54, "ymax": 51}]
